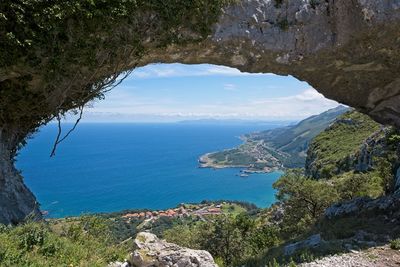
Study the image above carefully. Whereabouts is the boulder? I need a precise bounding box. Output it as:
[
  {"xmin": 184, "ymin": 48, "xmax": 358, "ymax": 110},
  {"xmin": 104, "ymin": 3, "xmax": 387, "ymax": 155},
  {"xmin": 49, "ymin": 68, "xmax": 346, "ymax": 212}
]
[
  {"xmin": 108, "ymin": 262, "xmax": 131, "ymax": 267},
  {"xmin": 284, "ymin": 234, "xmax": 324, "ymax": 256},
  {"xmin": 325, "ymin": 197, "xmax": 372, "ymax": 219},
  {"xmin": 130, "ymin": 232, "xmax": 217, "ymax": 267},
  {"xmin": 325, "ymin": 192, "xmax": 400, "ymax": 219}
]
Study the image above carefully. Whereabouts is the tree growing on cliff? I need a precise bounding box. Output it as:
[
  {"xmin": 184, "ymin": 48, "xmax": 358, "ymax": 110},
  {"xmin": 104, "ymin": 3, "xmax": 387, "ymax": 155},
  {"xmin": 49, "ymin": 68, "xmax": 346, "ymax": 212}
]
[{"xmin": 273, "ymin": 169, "xmax": 339, "ymax": 237}]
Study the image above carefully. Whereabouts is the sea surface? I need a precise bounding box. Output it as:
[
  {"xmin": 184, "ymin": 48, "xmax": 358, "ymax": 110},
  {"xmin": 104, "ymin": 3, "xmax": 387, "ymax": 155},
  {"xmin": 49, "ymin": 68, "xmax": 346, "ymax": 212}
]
[{"xmin": 16, "ymin": 123, "xmax": 284, "ymax": 218}]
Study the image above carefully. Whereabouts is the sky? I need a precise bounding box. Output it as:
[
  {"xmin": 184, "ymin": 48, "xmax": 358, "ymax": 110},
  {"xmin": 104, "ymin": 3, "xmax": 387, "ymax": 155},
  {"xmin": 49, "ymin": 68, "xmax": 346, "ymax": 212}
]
[{"xmin": 76, "ymin": 63, "xmax": 340, "ymax": 123}]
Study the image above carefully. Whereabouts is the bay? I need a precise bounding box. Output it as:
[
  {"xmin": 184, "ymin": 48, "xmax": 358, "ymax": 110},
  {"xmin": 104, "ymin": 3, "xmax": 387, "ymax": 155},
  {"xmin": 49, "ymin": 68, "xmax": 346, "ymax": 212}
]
[{"xmin": 16, "ymin": 123, "xmax": 284, "ymax": 218}]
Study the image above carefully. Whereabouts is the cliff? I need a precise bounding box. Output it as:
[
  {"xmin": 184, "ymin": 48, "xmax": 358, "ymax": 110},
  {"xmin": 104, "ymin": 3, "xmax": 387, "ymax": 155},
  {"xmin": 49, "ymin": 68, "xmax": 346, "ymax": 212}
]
[{"xmin": 305, "ymin": 110, "xmax": 397, "ymax": 179}]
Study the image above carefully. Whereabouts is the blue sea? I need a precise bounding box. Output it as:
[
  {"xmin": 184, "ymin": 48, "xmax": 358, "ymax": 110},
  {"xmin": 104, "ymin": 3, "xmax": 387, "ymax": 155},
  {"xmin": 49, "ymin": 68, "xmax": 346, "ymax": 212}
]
[{"xmin": 16, "ymin": 123, "xmax": 284, "ymax": 218}]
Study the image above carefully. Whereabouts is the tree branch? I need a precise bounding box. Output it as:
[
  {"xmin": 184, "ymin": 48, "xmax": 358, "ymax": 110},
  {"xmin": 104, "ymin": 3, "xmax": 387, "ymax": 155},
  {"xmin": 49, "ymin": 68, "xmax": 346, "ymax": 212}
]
[{"xmin": 50, "ymin": 106, "xmax": 84, "ymax": 157}]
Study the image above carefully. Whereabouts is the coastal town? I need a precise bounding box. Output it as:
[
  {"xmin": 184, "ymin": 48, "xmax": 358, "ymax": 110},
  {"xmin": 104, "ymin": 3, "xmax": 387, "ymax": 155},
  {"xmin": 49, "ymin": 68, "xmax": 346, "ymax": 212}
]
[{"xmin": 120, "ymin": 202, "xmax": 236, "ymax": 223}]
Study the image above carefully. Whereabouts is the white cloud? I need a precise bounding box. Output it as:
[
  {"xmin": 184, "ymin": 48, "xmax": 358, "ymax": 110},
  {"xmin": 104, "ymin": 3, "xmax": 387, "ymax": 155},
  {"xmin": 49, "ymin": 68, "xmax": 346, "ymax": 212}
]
[
  {"xmin": 293, "ymin": 89, "xmax": 327, "ymax": 101},
  {"xmin": 128, "ymin": 63, "xmax": 275, "ymax": 79},
  {"xmin": 77, "ymin": 88, "xmax": 340, "ymax": 122},
  {"xmin": 223, "ymin": 83, "xmax": 237, "ymax": 91},
  {"xmin": 253, "ymin": 88, "xmax": 333, "ymax": 104}
]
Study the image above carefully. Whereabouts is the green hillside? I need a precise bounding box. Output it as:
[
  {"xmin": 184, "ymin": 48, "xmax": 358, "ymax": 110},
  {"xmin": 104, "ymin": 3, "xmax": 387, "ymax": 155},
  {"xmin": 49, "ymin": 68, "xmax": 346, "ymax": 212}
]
[
  {"xmin": 305, "ymin": 111, "xmax": 384, "ymax": 179},
  {"xmin": 250, "ymin": 105, "xmax": 350, "ymax": 155},
  {"xmin": 200, "ymin": 106, "xmax": 349, "ymax": 172}
]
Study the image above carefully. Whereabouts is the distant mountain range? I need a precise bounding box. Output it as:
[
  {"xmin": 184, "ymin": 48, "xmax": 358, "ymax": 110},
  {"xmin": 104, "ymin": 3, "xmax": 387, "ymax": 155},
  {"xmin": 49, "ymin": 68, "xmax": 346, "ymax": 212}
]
[
  {"xmin": 199, "ymin": 105, "xmax": 349, "ymax": 172},
  {"xmin": 179, "ymin": 119, "xmax": 296, "ymax": 126}
]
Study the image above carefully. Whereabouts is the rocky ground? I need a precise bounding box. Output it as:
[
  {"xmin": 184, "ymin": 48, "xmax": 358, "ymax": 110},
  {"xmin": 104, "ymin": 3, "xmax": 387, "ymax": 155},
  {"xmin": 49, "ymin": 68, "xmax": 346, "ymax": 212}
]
[
  {"xmin": 109, "ymin": 232, "xmax": 217, "ymax": 267},
  {"xmin": 300, "ymin": 246, "xmax": 400, "ymax": 267}
]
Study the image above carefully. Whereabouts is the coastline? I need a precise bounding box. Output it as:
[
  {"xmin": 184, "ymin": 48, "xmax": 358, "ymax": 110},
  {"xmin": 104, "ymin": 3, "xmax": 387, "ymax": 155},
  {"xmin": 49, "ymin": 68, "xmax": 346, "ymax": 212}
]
[
  {"xmin": 198, "ymin": 152, "xmax": 250, "ymax": 169},
  {"xmin": 198, "ymin": 152, "xmax": 281, "ymax": 174},
  {"xmin": 46, "ymin": 200, "xmax": 259, "ymax": 221}
]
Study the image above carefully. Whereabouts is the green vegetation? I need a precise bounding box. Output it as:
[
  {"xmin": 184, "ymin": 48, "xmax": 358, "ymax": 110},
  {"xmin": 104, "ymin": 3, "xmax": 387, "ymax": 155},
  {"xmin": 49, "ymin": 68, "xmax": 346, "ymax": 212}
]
[
  {"xmin": 0, "ymin": 216, "xmax": 131, "ymax": 266},
  {"xmin": 334, "ymin": 171, "xmax": 384, "ymax": 200},
  {"xmin": 253, "ymin": 106, "xmax": 348, "ymax": 158},
  {"xmin": 1, "ymin": 110, "xmax": 398, "ymax": 266},
  {"xmin": 273, "ymin": 170, "xmax": 339, "ymax": 237},
  {"xmin": 272, "ymin": 168, "xmax": 389, "ymax": 239},
  {"xmin": 0, "ymin": 0, "xmax": 233, "ymax": 149},
  {"xmin": 203, "ymin": 106, "xmax": 348, "ymax": 171},
  {"xmin": 163, "ymin": 214, "xmax": 280, "ymax": 266},
  {"xmin": 210, "ymin": 147, "xmax": 259, "ymax": 166},
  {"xmin": 390, "ymin": 239, "xmax": 400, "ymax": 250},
  {"xmin": 221, "ymin": 203, "xmax": 248, "ymax": 215},
  {"xmin": 0, "ymin": 201, "xmax": 268, "ymax": 267},
  {"xmin": 161, "ymin": 163, "xmax": 396, "ymax": 266},
  {"xmin": 306, "ymin": 111, "xmax": 382, "ymax": 179},
  {"xmin": 191, "ymin": 110, "xmax": 399, "ymax": 265}
]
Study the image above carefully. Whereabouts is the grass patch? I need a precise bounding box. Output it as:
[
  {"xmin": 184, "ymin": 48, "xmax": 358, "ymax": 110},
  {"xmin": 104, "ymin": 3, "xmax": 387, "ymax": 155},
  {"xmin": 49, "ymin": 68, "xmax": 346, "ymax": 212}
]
[
  {"xmin": 221, "ymin": 203, "xmax": 247, "ymax": 216},
  {"xmin": 0, "ymin": 217, "xmax": 131, "ymax": 266}
]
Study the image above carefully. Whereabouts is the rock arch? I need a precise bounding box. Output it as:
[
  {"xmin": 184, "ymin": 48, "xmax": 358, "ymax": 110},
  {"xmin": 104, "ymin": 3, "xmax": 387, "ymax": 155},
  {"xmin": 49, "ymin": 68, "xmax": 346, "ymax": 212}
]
[{"xmin": 0, "ymin": 0, "xmax": 399, "ymax": 224}]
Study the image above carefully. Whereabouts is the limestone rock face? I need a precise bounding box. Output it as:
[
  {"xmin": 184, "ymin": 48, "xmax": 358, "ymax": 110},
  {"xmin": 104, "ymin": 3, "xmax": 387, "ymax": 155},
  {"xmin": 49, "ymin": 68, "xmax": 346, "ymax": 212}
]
[
  {"xmin": 0, "ymin": 136, "xmax": 41, "ymax": 225},
  {"xmin": 325, "ymin": 190, "xmax": 400, "ymax": 219},
  {"xmin": 3, "ymin": 0, "xmax": 400, "ymax": 129},
  {"xmin": 141, "ymin": 0, "xmax": 400, "ymax": 128},
  {"xmin": 1, "ymin": 0, "xmax": 400, "ymax": 226},
  {"xmin": 130, "ymin": 232, "xmax": 218, "ymax": 267}
]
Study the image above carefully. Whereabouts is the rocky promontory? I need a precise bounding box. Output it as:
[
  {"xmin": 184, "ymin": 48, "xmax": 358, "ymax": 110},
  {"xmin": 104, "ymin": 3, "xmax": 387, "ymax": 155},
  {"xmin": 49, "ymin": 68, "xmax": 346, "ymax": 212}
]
[{"xmin": 199, "ymin": 106, "xmax": 348, "ymax": 174}]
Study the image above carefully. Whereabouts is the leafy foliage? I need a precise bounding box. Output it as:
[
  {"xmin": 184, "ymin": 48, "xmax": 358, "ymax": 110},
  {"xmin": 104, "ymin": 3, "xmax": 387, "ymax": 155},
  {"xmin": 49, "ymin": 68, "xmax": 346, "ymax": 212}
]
[
  {"xmin": 272, "ymin": 166, "xmax": 390, "ymax": 239},
  {"xmin": 163, "ymin": 214, "xmax": 279, "ymax": 266},
  {"xmin": 390, "ymin": 239, "xmax": 400, "ymax": 250},
  {"xmin": 334, "ymin": 171, "xmax": 384, "ymax": 200},
  {"xmin": 0, "ymin": 217, "xmax": 131, "ymax": 266},
  {"xmin": 0, "ymin": 0, "xmax": 231, "ymax": 151},
  {"xmin": 273, "ymin": 170, "xmax": 339, "ymax": 237}
]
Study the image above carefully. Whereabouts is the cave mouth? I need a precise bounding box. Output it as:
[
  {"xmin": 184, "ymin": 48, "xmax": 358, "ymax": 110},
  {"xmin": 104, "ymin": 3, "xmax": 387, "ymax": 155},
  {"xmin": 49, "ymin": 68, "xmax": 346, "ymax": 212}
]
[
  {"xmin": 64, "ymin": 63, "xmax": 341, "ymax": 123},
  {"xmin": 1, "ymin": 0, "xmax": 399, "ymax": 227},
  {"xmin": 15, "ymin": 63, "xmax": 342, "ymax": 218}
]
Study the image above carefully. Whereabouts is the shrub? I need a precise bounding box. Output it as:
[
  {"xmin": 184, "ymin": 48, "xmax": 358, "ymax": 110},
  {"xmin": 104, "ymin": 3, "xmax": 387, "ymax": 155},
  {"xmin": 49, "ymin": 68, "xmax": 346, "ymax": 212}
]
[
  {"xmin": 0, "ymin": 217, "xmax": 129, "ymax": 266},
  {"xmin": 163, "ymin": 214, "xmax": 280, "ymax": 266},
  {"xmin": 16, "ymin": 223, "xmax": 47, "ymax": 251},
  {"xmin": 334, "ymin": 171, "xmax": 384, "ymax": 201},
  {"xmin": 390, "ymin": 239, "xmax": 400, "ymax": 250}
]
